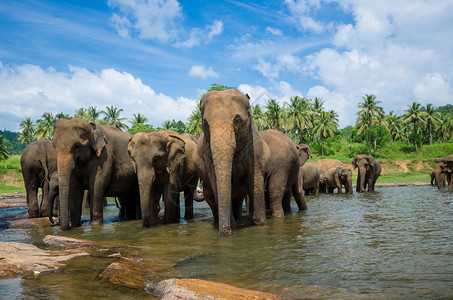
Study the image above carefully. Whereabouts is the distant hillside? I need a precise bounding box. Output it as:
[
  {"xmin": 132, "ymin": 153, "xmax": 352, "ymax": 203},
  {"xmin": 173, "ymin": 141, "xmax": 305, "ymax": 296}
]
[{"xmin": 0, "ymin": 130, "xmax": 26, "ymax": 155}]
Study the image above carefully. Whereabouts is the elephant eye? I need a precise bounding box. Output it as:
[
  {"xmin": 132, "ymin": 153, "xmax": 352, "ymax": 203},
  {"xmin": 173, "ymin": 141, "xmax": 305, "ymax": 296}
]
[
  {"xmin": 153, "ymin": 156, "xmax": 161, "ymax": 163},
  {"xmin": 233, "ymin": 115, "xmax": 242, "ymax": 127}
]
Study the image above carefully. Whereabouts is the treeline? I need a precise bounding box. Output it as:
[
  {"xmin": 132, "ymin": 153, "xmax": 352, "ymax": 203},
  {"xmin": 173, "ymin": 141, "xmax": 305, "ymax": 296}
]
[{"xmin": 0, "ymin": 84, "xmax": 452, "ymax": 161}]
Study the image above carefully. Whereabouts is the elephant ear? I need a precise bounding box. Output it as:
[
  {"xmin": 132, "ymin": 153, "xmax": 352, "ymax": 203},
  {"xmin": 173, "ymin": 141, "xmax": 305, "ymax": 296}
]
[
  {"xmin": 296, "ymin": 144, "xmax": 312, "ymax": 166},
  {"xmin": 367, "ymin": 156, "xmax": 376, "ymax": 168},
  {"xmin": 127, "ymin": 137, "xmax": 137, "ymax": 173},
  {"xmin": 90, "ymin": 123, "xmax": 106, "ymax": 158},
  {"xmin": 166, "ymin": 135, "xmax": 186, "ymax": 174}
]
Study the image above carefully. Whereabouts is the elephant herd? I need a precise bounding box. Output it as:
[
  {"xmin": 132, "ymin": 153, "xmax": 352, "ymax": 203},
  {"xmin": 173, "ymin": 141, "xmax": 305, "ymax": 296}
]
[
  {"xmin": 21, "ymin": 89, "xmax": 449, "ymax": 236},
  {"xmin": 431, "ymin": 155, "xmax": 453, "ymax": 189}
]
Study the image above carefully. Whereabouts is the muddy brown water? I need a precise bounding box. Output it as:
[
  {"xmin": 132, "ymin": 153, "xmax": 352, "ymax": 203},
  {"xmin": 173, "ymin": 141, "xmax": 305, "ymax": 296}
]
[{"xmin": 0, "ymin": 186, "xmax": 452, "ymax": 299}]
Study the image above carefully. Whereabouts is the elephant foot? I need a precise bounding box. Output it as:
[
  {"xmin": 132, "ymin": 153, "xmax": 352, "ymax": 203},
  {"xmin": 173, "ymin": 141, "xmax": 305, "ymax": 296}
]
[
  {"xmin": 219, "ymin": 226, "xmax": 232, "ymax": 236},
  {"xmin": 252, "ymin": 215, "xmax": 267, "ymax": 226},
  {"xmin": 90, "ymin": 219, "xmax": 103, "ymax": 226}
]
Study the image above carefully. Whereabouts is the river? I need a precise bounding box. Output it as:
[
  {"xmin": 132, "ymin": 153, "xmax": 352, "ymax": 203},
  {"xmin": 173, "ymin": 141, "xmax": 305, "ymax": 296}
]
[{"xmin": 1, "ymin": 185, "xmax": 452, "ymax": 299}]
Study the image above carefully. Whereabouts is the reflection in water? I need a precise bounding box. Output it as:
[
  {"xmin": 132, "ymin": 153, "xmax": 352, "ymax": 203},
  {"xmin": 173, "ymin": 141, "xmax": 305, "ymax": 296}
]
[{"xmin": 0, "ymin": 186, "xmax": 452, "ymax": 299}]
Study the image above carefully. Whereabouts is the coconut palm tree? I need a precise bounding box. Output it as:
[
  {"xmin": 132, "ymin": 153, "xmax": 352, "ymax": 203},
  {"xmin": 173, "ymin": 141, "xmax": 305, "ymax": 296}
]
[
  {"xmin": 18, "ymin": 117, "xmax": 35, "ymax": 145},
  {"xmin": 284, "ymin": 96, "xmax": 312, "ymax": 143},
  {"xmin": 74, "ymin": 107, "xmax": 88, "ymax": 120},
  {"xmin": 438, "ymin": 113, "xmax": 453, "ymax": 143},
  {"xmin": 312, "ymin": 111, "xmax": 338, "ymax": 156},
  {"xmin": 252, "ymin": 104, "xmax": 266, "ymax": 131},
  {"xmin": 384, "ymin": 111, "xmax": 402, "ymax": 142},
  {"xmin": 265, "ymin": 99, "xmax": 283, "ymax": 131},
  {"xmin": 402, "ymin": 101, "xmax": 427, "ymax": 150},
  {"xmin": 424, "ymin": 104, "xmax": 441, "ymax": 145},
  {"xmin": 187, "ymin": 107, "xmax": 202, "ymax": 137},
  {"xmin": 130, "ymin": 113, "xmax": 148, "ymax": 126},
  {"xmin": 87, "ymin": 106, "xmax": 102, "ymax": 123},
  {"xmin": 356, "ymin": 94, "xmax": 384, "ymax": 154},
  {"xmin": 0, "ymin": 135, "xmax": 10, "ymax": 161},
  {"xmin": 56, "ymin": 112, "xmax": 70, "ymax": 119},
  {"xmin": 35, "ymin": 112, "xmax": 56, "ymax": 139},
  {"xmin": 102, "ymin": 106, "xmax": 128, "ymax": 131}
]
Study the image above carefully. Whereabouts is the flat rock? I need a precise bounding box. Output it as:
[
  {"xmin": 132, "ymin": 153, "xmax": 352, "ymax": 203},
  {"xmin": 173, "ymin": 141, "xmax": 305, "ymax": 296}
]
[
  {"xmin": 0, "ymin": 241, "xmax": 88, "ymax": 279},
  {"xmin": 98, "ymin": 258, "xmax": 151, "ymax": 291},
  {"xmin": 8, "ymin": 217, "xmax": 56, "ymax": 229},
  {"xmin": 154, "ymin": 278, "xmax": 290, "ymax": 300},
  {"xmin": 0, "ymin": 193, "xmax": 26, "ymax": 208},
  {"xmin": 43, "ymin": 235, "xmax": 108, "ymax": 250}
]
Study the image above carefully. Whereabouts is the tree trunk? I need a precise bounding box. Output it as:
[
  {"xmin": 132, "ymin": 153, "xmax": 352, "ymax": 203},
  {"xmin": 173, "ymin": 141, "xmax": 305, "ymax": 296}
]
[{"xmin": 413, "ymin": 120, "xmax": 418, "ymax": 151}]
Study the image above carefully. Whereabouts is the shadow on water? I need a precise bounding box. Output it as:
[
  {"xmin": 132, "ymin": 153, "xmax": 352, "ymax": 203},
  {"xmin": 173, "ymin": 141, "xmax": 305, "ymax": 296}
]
[{"xmin": 1, "ymin": 186, "xmax": 453, "ymax": 299}]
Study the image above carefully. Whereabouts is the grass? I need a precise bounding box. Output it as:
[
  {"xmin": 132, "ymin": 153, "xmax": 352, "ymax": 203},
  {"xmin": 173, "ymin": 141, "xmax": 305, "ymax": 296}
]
[{"xmin": 0, "ymin": 155, "xmax": 24, "ymax": 193}]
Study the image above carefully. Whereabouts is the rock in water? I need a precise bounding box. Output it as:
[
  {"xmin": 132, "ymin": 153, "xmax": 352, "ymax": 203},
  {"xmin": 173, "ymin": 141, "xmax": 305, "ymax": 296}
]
[{"xmin": 0, "ymin": 241, "xmax": 88, "ymax": 278}]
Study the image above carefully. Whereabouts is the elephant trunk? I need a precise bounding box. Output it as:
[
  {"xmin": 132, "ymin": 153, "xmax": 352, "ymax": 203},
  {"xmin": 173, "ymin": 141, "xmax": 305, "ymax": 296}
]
[
  {"xmin": 346, "ymin": 175, "xmax": 353, "ymax": 194},
  {"xmin": 210, "ymin": 127, "xmax": 235, "ymax": 236},
  {"xmin": 139, "ymin": 172, "xmax": 156, "ymax": 227},
  {"xmin": 358, "ymin": 167, "xmax": 366, "ymax": 192},
  {"xmin": 57, "ymin": 153, "xmax": 74, "ymax": 231}
]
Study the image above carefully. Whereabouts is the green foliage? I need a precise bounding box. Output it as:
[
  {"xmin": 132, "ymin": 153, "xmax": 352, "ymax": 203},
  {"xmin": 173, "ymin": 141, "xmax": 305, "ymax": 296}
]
[
  {"xmin": 127, "ymin": 123, "xmax": 155, "ymax": 135},
  {"xmin": 0, "ymin": 155, "xmax": 21, "ymax": 173},
  {"xmin": 0, "ymin": 134, "xmax": 11, "ymax": 161},
  {"xmin": 0, "ymin": 130, "xmax": 26, "ymax": 155}
]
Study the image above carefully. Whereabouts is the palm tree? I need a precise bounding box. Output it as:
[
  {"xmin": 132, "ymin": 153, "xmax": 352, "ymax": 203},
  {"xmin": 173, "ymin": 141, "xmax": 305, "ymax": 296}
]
[
  {"xmin": 74, "ymin": 107, "xmax": 88, "ymax": 120},
  {"xmin": 402, "ymin": 101, "xmax": 427, "ymax": 150},
  {"xmin": 284, "ymin": 96, "xmax": 312, "ymax": 143},
  {"xmin": 311, "ymin": 97, "xmax": 325, "ymax": 114},
  {"xmin": 130, "ymin": 113, "xmax": 148, "ymax": 126},
  {"xmin": 35, "ymin": 112, "xmax": 56, "ymax": 139},
  {"xmin": 252, "ymin": 104, "xmax": 266, "ymax": 131},
  {"xmin": 18, "ymin": 117, "xmax": 35, "ymax": 145},
  {"xmin": 384, "ymin": 111, "xmax": 402, "ymax": 142},
  {"xmin": 424, "ymin": 104, "xmax": 441, "ymax": 145},
  {"xmin": 56, "ymin": 112, "xmax": 70, "ymax": 119},
  {"xmin": 312, "ymin": 111, "xmax": 338, "ymax": 156},
  {"xmin": 102, "ymin": 106, "xmax": 128, "ymax": 131},
  {"xmin": 87, "ymin": 106, "xmax": 102, "ymax": 123},
  {"xmin": 356, "ymin": 94, "xmax": 384, "ymax": 154},
  {"xmin": 438, "ymin": 113, "xmax": 453, "ymax": 143},
  {"xmin": 187, "ymin": 107, "xmax": 202, "ymax": 137},
  {"xmin": 161, "ymin": 120, "xmax": 173, "ymax": 130},
  {"xmin": 0, "ymin": 135, "xmax": 11, "ymax": 161},
  {"xmin": 265, "ymin": 99, "xmax": 282, "ymax": 131}
]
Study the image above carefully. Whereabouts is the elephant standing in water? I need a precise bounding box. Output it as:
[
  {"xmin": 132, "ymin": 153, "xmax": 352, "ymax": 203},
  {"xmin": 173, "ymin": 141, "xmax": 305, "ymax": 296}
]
[
  {"xmin": 434, "ymin": 155, "xmax": 453, "ymax": 189},
  {"xmin": 352, "ymin": 155, "xmax": 382, "ymax": 192},
  {"xmin": 311, "ymin": 158, "xmax": 344, "ymax": 193},
  {"xmin": 21, "ymin": 138, "xmax": 57, "ymax": 218},
  {"xmin": 53, "ymin": 118, "xmax": 140, "ymax": 230},
  {"xmin": 324, "ymin": 166, "xmax": 353, "ymax": 194},
  {"xmin": 299, "ymin": 162, "xmax": 320, "ymax": 195},
  {"xmin": 261, "ymin": 129, "xmax": 310, "ymax": 216},
  {"xmin": 430, "ymin": 168, "xmax": 445, "ymax": 188},
  {"xmin": 127, "ymin": 131, "xmax": 199, "ymax": 227},
  {"xmin": 193, "ymin": 89, "xmax": 269, "ymax": 236}
]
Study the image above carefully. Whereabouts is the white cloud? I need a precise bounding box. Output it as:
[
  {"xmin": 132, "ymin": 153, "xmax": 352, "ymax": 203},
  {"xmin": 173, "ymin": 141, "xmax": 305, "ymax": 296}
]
[
  {"xmin": 108, "ymin": 0, "xmax": 182, "ymax": 43},
  {"xmin": 189, "ymin": 65, "xmax": 219, "ymax": 79},
  {"xmin": 266, "ymin": 26, "xmax": 282, "ymax": 36},
  {"xmin": 176, "ymin": 20, "xmax": 223, "ymax": 48},
  {"xmin": 253, "ymin": 53, "xmax": 303, "ymax": 80},
  {"xmin": 207, "ymin": 20, "xmax": 224, "ymax": 41},
  {"xmin": 284, "ymin": 0, "xmax": 324, "ymax": 33},
  {"xmin": 0, "ymin": 62, "xmax": 196, "ymax": 131},
  {"xmin": 414, "ymin": 73, "xmax": 451, "ymax": 104}
]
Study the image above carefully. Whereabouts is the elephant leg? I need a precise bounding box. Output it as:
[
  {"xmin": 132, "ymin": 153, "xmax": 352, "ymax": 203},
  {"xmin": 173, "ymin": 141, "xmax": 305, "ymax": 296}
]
[
  {"xmin": 119, "ymin": 196, "xmax": 138, "ymax": 220},
  {"xmin": 282, "ymin": 190, "xmax": 292, "ymax": 213},
  {"xmin": 232, "ymin": 197, "xmax": 243, "ymax": 219},
  {"xmin": 267, "ymin": 177, "xmax": 286, "ymax": 218},
  {"xmin": 69, "ymin": 181, "xmax": 84, "ymax": 227},
  {"xmin": 183, "ymin": 186, "xmax": 195, "ymax": 220},
  {"xmin": 203, "ymin": 182, "xmax": 218, "ymax": 222},
  {"xmin": 26, "ymin": 186, "xmax": 40, "ymax": 218},
  {"xmin": 292, "ymin": 180, "xmax": 307, "ymax": 211},
  {"xmin": 89, "ymin": 186, "xmax": 105, "ymax": 226},
  {"xmin": 163, "ymin": 184, "xmax": 179, "ymax": 223},
  {"xmin": 82, "ymin": 190, "xmax": 90, "ymax": 208},
  {"xmin": 40, "ymin": 181, "xmax": 50, "ymax": 217}
]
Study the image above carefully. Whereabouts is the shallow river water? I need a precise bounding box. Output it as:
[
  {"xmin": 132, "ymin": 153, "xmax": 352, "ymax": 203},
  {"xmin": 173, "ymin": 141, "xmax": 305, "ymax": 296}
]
[{"xmin": 1, "ymin": 186, "xmax": 453, "ymax": 299}]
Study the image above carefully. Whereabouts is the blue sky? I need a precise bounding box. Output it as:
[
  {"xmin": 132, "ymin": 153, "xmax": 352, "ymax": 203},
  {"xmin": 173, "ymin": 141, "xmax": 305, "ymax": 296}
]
[{"xmin": 1, "ymin": 0, "xmax": 452, "ymax": 131}]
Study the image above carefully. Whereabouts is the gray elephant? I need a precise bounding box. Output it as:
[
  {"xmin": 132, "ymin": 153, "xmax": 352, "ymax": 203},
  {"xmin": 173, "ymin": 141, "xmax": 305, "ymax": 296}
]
[
  {"xmin": 311, "ymin": 158, "xmax": 344, "ymax": 193},
  {"xmin": 127, "ymin": 130, "xmax": 199, "ymax": 227},
  {"xmin": 299, "ymin": 162, "xmax": 320, "ymax": 195},
  {"xmin": 430, "ymin": 168, "xmax": 445, "ymax": 188},
  {"xmin": 352, "ymin": 155, "xmax": 382, "ymax": 192},
  {"xmin": 20, "ymin": 138, "xmax": 57, "ymax": 218},
  {"xmin": 261, "ymin": 129, "xmax": 310, "ymax": 216},
  {"xmin": 434, "ymin": 155, "xmax": 453, "ymax": 189},
  {"xmin": 193, "ymin": 89, "xmax": 269, "ymax": 236},
  {"xmin": 52, "ymin": 118, "xmax": 140, "ymax": 230},
  {"xmin": 324, "ymin": 166, "xmax": 353, "ymax": 194}
]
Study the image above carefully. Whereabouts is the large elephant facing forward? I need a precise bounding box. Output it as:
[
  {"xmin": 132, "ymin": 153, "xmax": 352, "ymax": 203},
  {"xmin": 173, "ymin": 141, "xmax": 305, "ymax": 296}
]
[
  {"xmin": 324, "ymin": 166, "xmax": 353, "ymax": 194},
  {"xmin": 21, "ymin": 138, "xmax": 57, "ymax": 218},
  {"xmin": 194, "ymin": 88, "xmax": 269, "ymax": 236},
  {"xmin": 128, "ymin": 131, "xmax": 199, "ymax": 227},
  {"xmin": 53, "ymin": 118, "xmax": 140, "ymax": 230},
  {"xmin": 434, "ymin": 155, "xmax": 453, "ymax": 189},
  {"xmin": 352, "ymin": 155, "xmax": 382, "ymax": 192}
]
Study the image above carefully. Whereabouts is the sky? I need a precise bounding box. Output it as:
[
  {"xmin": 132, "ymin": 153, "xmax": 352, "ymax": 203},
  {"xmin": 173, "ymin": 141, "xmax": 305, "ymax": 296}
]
[{"xmin": 1, "ymin": 0, "xmax": 452, "ymax": 131}]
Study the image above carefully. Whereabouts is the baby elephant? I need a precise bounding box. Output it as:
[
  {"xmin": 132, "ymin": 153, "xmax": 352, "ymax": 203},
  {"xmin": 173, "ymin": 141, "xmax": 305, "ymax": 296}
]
[
  {"xmin": 128, "ymin": 130, "xmax": 198, "ymax": 227},
  {"xmin": 324, "ymin": 166, "xmax": 353, "ymax": 194},
  {"xmin": 299, "ymin": 162, "xmax": 320, "ymax": 195}
]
